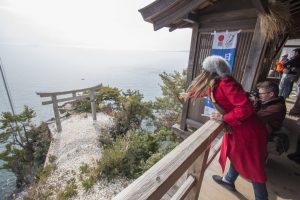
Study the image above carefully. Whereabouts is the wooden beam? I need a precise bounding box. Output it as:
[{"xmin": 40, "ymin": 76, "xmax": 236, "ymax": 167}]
[
  {"xmin": 170, "ymin": 176, "xmax": 195, "ymax": 200},
  {"xmin": 41, "ymin": 95, "xmax": 89, "ymax": 105},
  {"xmin": 241, "ymin": 16, "xmax": 267, "ymax": 91},
  {"xmin": 139, "ymin": 0, "xmax": 177, "ymax": 22},
  {"xmin": 114, "ymin": 120, "xmax": 224, "ymax": 200},
  {"xmin": 185, "ymin": 148, "xmax": 210, "ymax": 200},
  {"xmin": 180, "ymin": 23, "xmax": 200, "ymax": 130},
  {"xmin": 198, "ymin": 8, "xmax": 258, "ymax": 24},
  {"xmin": 284, "ymin": 44, "xmax": 300, "ymax": 48},
  {"xmin": 51, "ymin": 95, "xmax": 62, "ymax": 133},
  {"xmin": 186, "ymin": 118, "xmax": 204, "ymax": 129},
  {"xmin": 172, "ymin": 124, "xmax": 192, "ymax": 139},
  {"xmin": 251, "ymin": 0, "xmax": 269, "ymax": 14},
  {"xmin": 36, "ymin": 84, "xmax": 102, "ymax": 97},
  {"xmin": 198, "ymin": 18, "xmax": 256, "ymax": 32},
  {"xmin": 89, "ymin": 89, "xmax": 97, "ymax": 121},
  {"xmin": 153, "ymin": 0, "xmax": 208, "ymax": 31}
]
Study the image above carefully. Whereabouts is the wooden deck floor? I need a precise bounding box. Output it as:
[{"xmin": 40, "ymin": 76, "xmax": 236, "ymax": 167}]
[{"xmin": 198, "ymin": 90, "xmax": 300, "ymax": 200}]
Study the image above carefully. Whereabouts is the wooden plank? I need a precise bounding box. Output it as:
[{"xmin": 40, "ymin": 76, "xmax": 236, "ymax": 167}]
[
  {"xmin": 172, "ymin": 124, "xmax": 192, "ymax": 139},
  {"xmin": 41, "ymin": 95, "xmax": 90, "ymax": 105},
  {"xmin": 198, "ymin": 8, "xmax": 258, "ymax": 23},
  {"xmin": 185, "ymin": 148, "xmax": 210, "ymax": 200},
  {"xmin": 241, "ymin": 16, "xmax": 267, "ymax": 91},
  {"xmin": 180, "ymin": 23, "xmax": 200, "ymax": 130},
  {"xmin": 153, "ymin": 0, "xmax": 208, "ymax": 31},
  {"xmin": 170, "ymin": 175, "xmax": 195, "ymax": 200},
  {"xmin": 36, "ymin": 84, "xmax": 102, "ymax": 97},
  {"xmin": 51, "ymin": 95, "xmax": 62, "ymax": 132},
  {"xmin": 114, "ymin": 120, "xmax": 224, "ymax": 200}
]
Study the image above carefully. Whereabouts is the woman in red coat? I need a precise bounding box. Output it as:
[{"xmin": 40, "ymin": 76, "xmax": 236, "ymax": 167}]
[{"xmin": 180, "ymin": 55, "xmax": 268, "ymax": 200}]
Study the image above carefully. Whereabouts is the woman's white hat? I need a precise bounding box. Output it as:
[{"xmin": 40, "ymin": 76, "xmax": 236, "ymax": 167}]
[{"xmin": 202, "ymin": 55, "xmax": 231, "ymax": 77}]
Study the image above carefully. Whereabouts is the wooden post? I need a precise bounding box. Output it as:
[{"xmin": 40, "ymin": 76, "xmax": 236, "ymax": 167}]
[
  {"xmin": 241, "ymin": 15, "xmax": 267, "ymax": 91},
  {"xmin": 51, "ymin": 95, "xmax": 62, "ymax": 132},
  {"xmin": 180, "ymin": 23, "xmax": 200, "ymax": 130},
  {"xmin": 89, "ymin": 89, "xmax": 97, "ymax": 121},
  {"xmin": 72, "ymin": 91, "xmax": 76, "ymax": 97},
  {"xmin": 184, "ymin": 148, "xmax": 210, "ymax": 200}
]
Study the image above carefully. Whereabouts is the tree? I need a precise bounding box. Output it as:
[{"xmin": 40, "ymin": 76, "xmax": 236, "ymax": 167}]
[
  {"xmin": 111, "ymin": 90, "xmax": 154, "ymax": 137},
  {"xmin": 154, "ymin": 69, "xmax": 187, "ymax": 129},
  {"xmin": 0, "ymin": 106, "xmax": 51, "ymax": 188}
]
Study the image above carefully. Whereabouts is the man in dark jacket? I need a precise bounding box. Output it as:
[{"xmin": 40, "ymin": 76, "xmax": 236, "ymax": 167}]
[
  {"xmin": 279, "ymin": 48, "xmax": 300, "ymax": 99},
  {"xmin": 253, "ymin": 81, "xmax": 287, "ymax": 136}
]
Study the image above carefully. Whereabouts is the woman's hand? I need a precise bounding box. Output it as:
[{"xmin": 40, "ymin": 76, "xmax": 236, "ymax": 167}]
[
  {"xmin": 178, "ymin": 92, "xmax": 189, "ymax": 100},
  {"xmin": 210, "ymin": 111, "xmax": 223, "ymax": 121}
]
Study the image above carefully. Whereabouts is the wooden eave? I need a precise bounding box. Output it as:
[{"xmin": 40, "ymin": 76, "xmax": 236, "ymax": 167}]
[
  {"xmin": 140, "ymin": 0, "xmax": 300, "ymax": 38},
  {"xmin": 139, "ymin": 0, "xmax": 217, "ymax": 31}
]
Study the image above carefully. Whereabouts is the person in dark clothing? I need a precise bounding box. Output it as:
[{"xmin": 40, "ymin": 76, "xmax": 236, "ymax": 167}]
[
  {"xmin": 287, "ymin": 135, "xmax": 300, "ymax": 164},
  {"xmin": 279, "ymin": 48, "xmax": 300, "ymax": 99},
  {"xmin": 252, "ymin": 81, "xmax": 287, "ymax": 136}
]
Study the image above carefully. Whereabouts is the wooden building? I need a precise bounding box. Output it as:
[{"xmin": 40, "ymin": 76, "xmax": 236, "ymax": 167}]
[
  {"xmin": 114, "ymin": 1, "xmax": 300, "ymax": 199},
  {"xmin": 140, "ymin": 0, "xmax": 300, "ymax": 133}
]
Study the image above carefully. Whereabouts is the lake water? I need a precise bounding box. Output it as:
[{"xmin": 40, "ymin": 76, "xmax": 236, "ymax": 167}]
[{"xmin": 0, "ymin": 45, "xmax": 189, "ymax": 199}]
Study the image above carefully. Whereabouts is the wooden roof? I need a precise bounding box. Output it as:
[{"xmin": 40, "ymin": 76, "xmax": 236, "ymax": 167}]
[{"xmin": 139, "ymin": 0, "xmax": 300, "ymax": 38}]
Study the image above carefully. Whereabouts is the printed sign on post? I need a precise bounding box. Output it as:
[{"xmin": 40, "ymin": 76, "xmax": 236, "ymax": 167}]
[
  {"xmin": 211, "ymin": 31, "xmax": 239, "ymax": 71},
  {"xmin": 203, "ymin": 96, "xmax": 215, "ymax": 117},
  {"xmin": 203, "ymin": 31, "xmax": 239, "ymax": 117}
]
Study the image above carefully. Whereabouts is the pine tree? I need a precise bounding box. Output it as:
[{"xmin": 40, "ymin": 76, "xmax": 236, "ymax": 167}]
[{"xmin": 0, "ymin": 106, "xmax": 51, "ymax": 188}]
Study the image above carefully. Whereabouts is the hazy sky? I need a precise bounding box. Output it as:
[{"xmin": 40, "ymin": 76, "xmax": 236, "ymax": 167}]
[{"xmin": 0, "ymin": 0, "xmax": 191, "ymax": 50}]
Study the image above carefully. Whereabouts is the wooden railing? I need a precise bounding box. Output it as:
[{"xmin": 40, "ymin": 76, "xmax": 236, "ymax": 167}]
[
  {"xmin": 36, "ymin": 84, "xmax": 102, "ymax": 132},
  {"xmin": 114, "ymin": 120, "xmax": 224, "ymax": 200}
]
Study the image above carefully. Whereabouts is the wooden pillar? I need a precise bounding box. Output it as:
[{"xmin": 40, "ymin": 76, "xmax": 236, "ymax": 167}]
[
  {"xmin": 72, "ymin": 91, "xmax": 76, "ymax": 97},
  {"xmin": 180, "ymin": 23, "xmax": 200, "ymax": 130},
  {"xmin": 241, "ymin": 15, "xmax": 267, "ymax": 91},
  {"xmin": 51, "ymin": 95, "xmax": 62, "ymax": 132},
  {"xmin": 89, "ymin": 89, "xmax": 97, "ymax": 121},
  {"xmin": 184, "ymin": 148, "xmax": 209, "ymax": 200}
]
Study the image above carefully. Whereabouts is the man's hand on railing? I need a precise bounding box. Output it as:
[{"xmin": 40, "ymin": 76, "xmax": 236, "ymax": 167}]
[{"xmin": 210, "ymin": 111, "xmax": 223, "ymax": 121}]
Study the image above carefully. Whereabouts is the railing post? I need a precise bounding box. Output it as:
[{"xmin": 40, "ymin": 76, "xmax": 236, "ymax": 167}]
[
  {"xmin": 51, "ymin": 95, "xmax": 62, "ymax": 132},
  {"xmin": 89, "ymin": 89, "xmax": 97, "ymax": 121},
  {"xmin": 184, "ymin": 148, "xmax": 210, "ymax": 200}
]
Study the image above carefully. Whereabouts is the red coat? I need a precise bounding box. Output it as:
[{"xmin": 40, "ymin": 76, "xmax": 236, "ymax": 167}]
[{"xmin": 215, "ymin": 77, "xmax": 267, "ymax": 183}]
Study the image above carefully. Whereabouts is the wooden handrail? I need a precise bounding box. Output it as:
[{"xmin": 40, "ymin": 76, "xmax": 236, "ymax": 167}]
[{"xmin": 114, "ymin": 120, "xmax": 224, "ymax": 200}]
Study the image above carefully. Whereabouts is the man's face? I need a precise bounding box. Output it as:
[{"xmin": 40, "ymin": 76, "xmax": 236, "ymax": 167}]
[{"xmin": 258, "ymin": 88, "xmax": 274, "ymax": 102}]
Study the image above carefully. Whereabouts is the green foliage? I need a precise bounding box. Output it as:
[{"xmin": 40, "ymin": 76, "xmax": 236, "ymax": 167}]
[
  {"xmin": 37, "ymin": 164, "xmax": 56, "ymax": 184},
  {"xmin": 111, "ymin": 90, "xmax": 154, "ymax": 137},
  {"xmin": 96, "ymin": 86, "xmax": 121, "ymax": 102},
  {"xmin": 79, "ymin": 163, "xmax": 90, "ymax": 174},
  {"xmin": 71, "ymin": 85, "xmax": 121, "ymax": 113},
  {"xmin": 98, "ymin": 129, "xmax": 179, "ymax": 179},
  {"xmin": 57, "ymin": 178, "xmax": 78, "ymax": 200},
  {"xmin": 24, "ymin": 163, "xmax": 56, "ymax": 200},
  {"xmin": 154, "ymin": 69, "xmax": 187, "ymax": 129},
  {"xmin": 48, "ymin": 154, "xmax": 57, "ymax": 164},
  {"xmin": 99, "ymin": 129, "xmax": 114, "ymax": 149},
  {"xmin": 71, "ymin": 99, "xmax": 91, "ymax": 113},
  {"xmin": 81, "ymin": 176, "xmax": 95, "ymax": 191},
  {"xmin": 0, "ymin": 106, "xmax": 51, "ymax": 188}
]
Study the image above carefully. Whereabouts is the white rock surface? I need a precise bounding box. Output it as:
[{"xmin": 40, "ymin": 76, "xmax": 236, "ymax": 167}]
[{"xmin": 16, "ymin": 113, "xmax": 132, "ymax": 200}]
